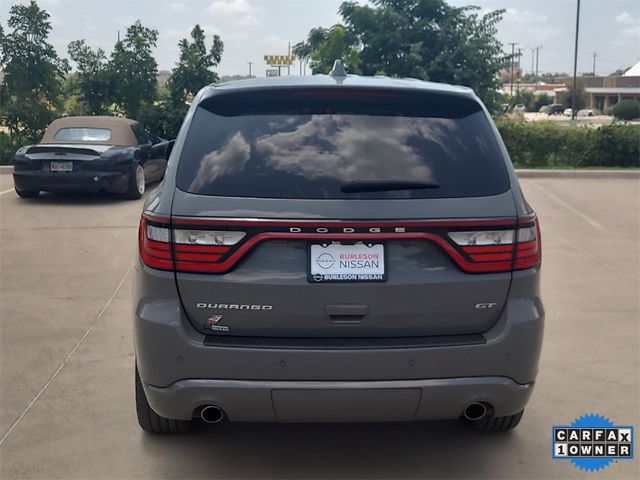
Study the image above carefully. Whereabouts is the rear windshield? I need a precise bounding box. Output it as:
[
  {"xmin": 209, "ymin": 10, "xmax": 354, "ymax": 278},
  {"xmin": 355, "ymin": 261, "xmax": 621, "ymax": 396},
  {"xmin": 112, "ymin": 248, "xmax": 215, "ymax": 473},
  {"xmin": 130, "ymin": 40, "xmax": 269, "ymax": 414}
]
[
  {"xmin": 176, "ymin": 89, "xmax": 510, "ymax": 199},
  {"xmin": 54, "ymin": 127, "xmax": 112, "ymax": 142}
]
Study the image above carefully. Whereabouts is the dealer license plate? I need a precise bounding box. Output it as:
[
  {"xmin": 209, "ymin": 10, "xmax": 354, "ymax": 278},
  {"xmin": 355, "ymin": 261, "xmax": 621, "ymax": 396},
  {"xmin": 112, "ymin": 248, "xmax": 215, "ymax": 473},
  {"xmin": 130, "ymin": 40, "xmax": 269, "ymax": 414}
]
[
  {"xmin": 309, "ymin": 243, "xmax": 385, "ymax": 282},
  {"xmin": 50, "ymin": 161, "xmax": 73, "ymax": 172}
]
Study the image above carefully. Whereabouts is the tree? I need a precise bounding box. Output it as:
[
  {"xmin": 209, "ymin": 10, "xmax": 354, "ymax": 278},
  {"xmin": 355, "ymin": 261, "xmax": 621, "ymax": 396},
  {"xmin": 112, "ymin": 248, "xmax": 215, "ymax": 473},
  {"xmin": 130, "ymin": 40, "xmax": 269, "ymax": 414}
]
[
  {"xmin": 168, "ymin": 25, "xmax": 223, "ymax": 103},
  {"xmin": 0, "ymin": 0, "xmax": 69, "ymax": 139},
  {"xmin": 562, "ymin": 79, "xmax": 588, "ymax": 111},
  {"xmin": 293, "ymin": 28, "xmax": 327, "ymax": 70},
  {"xmin": 293, "ymin": 26, "xmax": 359, "ymax": 74},
  {"xmin": 309, "ymin": 25, "xmax": 361, "ymax": 74},
  {"xmin": 109, "ymin": 21, "xmax": 159, "ymax": 118},
  {"xmin": 337, "ymin": 0, "xmax": 509, "ymax": 107},
  {"xmin": 67, "ymin": 40, "xmax": 112, "ymax": 115}
]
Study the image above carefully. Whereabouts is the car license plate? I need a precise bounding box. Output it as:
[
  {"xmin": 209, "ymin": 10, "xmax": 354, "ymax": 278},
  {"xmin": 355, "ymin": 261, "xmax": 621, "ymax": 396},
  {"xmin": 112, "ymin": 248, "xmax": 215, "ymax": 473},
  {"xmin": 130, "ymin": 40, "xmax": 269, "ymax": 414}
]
[
  {"xmin": 50, "ymin": 161, "xmax": 73, "ymax": 172},
  {"xmin": 309, "ymin": 243, "xmax": 385, "ymax": 282}
]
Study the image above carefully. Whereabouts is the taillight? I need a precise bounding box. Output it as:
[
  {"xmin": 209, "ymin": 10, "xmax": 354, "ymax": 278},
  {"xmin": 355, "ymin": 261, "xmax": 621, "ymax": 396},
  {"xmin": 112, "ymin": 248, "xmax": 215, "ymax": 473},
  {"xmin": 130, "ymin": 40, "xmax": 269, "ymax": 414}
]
[
  {"xmin": 172, "ymin": 229, "xmax": 245, "ymax": 272},
  {"xmin": 138, "ymin": 217, "xmax": 173, "ymax": 270},
  {"xmin": 138, "ymin": 213, "xmax": 540, "ymax": 274},
  {"xmin": 448, "ymin": 215, "xmax": 541, "ymax": 272}
]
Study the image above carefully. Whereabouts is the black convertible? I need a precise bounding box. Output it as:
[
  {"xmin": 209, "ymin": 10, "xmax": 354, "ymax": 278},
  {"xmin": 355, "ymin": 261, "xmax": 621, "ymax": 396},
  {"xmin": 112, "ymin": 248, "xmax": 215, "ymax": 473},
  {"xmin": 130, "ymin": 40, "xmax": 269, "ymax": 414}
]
[{"xmin": 13, "ymin": 116, "xmax": 172, "ymax": 199}]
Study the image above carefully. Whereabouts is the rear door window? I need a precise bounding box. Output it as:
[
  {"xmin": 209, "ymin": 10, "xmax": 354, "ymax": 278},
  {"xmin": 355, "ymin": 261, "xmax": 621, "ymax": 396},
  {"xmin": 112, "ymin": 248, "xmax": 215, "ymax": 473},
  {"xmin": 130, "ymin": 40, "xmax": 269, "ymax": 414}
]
[{"xmin": 176, "ymin": 89, "xmax": 510, "ymax": 199}]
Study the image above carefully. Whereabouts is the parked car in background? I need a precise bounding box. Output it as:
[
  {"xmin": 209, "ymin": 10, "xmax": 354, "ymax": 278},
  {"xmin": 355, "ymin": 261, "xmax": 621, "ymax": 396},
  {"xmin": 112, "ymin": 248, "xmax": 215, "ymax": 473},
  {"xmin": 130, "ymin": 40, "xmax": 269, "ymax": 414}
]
[
  {"xmin": 13, "ymin": 116, "xmax": 171, "ymax": 199},
  {"xmin": 512, "ymin": 104, "xmax": 526, "ymax": 114},
  {"xmin": 134, "ymin": 63, "xmax": 544, "ymax": 434},
  {"xmin": 563, "ymin": 108, "xmax": 572, "ymax": 117},
  {"xmin": 577, "ymin": 109, "xmax": 594, "ymax": 117},
  {"xmin": 545, "ymin": 104, "xmax": 565, "ymax": 115}
]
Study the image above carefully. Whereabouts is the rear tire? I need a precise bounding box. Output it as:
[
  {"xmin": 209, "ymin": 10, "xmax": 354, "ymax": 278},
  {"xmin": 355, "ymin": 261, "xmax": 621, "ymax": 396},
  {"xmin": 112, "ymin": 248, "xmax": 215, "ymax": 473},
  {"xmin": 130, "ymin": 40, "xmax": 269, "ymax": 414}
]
[
  {"xmin": 125, "ymin": 164, "xmax": 145, "ymax": 199},
  {"xmin": 15, "ymin": 188, "xmax": 39, "ymax": 198},
  {"xmin": 465, "ymin": 409, "xmax": 524, "ymax": 432},
  {"xmin": 135, "ymin": 365, "xmax": 190, "ymax": 433}
]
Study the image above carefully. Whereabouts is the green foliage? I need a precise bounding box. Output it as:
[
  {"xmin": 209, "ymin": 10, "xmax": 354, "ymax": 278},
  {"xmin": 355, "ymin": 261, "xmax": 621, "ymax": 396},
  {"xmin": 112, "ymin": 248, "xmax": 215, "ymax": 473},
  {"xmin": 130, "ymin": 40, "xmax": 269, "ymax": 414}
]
[
  {"xmin": 67, "ymin": 40, "xmax": 112, "ymax": 114},
  {"xmin": 612, "ymin": 99, "xmax": 640, "ymax": 121},
  {"xmin": 137, "ymin": 99, "xmax": 188, "ymax": 140},
  {"xmin": 512, "ymin": 90, "xmax": 534, "ymax": 110},
  {"xmin": 0, "ymin": 131, "xmax": 24, "ymax": 164},
  {"xmin": 296, "ymin": 25, "xmax": 361, "ymax": 74},
  {"xmin": 495, "ymin": 119, "xmax": 640, "ymax": 168},
  {"xmin": 337, "ymin": 0, "xmax": 508, "ymax": 107},
  {"xmin": 562, "ymin": 79, "xmax": 588, "ymax": 110},
  {"xmin": 109, "ymin": 21, "xmax": 159, "ymax": 118},
  {"xmin": 533, "ymin": 93, "xmax": 553, "ymax": 112},
  {"xmin": 168, "ymin": 25, "xmax": 224, "ymax": 102},
  {"xmin": 0, "ymin": 0, "xmax": 69, "ymax": 139}
]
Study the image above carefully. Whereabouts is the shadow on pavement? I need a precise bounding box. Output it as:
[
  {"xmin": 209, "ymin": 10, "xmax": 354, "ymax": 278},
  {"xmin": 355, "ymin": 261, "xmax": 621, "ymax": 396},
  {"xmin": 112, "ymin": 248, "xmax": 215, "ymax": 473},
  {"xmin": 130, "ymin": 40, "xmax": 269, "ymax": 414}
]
[{"xmin": 139, "ymin": 419, "xmax": 526, "ymax": 479}]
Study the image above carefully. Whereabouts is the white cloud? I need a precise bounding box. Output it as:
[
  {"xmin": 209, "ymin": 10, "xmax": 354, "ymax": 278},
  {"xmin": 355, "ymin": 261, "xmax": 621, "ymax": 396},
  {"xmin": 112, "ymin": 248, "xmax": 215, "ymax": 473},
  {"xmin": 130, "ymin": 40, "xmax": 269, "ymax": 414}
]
[
  {"xmin": 209, "ymin": 0, "xmax": 252, "ymax": 15},
  {"xmin": 168, "ymin": 2, "xmax": 189, "ymax": 12},
  {"xmin": 615, "ymin": 12, "xmax": 636, "ymax": 25},
  {"xmin": 505, "ymin": 8, "xmax": 548, "ymax": 24},
  {"xmin": 208, "ymin": 0, "xmax": 260, "ymax": 27}
]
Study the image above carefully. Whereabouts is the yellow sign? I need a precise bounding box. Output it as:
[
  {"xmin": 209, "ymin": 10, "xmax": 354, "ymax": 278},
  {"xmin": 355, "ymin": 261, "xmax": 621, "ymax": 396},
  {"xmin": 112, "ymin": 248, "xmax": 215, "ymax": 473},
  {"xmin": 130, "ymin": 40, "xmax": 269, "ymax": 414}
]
[{"xmin": 264, "ymin": 55, "xmax": 296, "ymax": 66}]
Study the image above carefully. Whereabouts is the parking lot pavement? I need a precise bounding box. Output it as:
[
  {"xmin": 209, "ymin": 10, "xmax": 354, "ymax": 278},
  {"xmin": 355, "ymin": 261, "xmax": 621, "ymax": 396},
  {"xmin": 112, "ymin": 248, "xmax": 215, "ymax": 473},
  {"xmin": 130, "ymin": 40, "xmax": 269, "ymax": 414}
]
[{"xmin": 0, "ymin": 177, "xmax": 638, "ymax": 479}]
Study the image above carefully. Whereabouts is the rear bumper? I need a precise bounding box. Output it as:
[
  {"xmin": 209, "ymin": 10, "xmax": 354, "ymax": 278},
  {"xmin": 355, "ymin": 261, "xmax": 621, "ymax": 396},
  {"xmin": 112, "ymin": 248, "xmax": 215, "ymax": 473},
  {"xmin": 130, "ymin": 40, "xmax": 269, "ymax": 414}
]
[
  {"xmin": 13, "ymin": 170, "xmax": 129, "ymax": 193},
  {"xmin": 144, "ymin": 376, "xmax": 534, "ymax": 422},
  {"xmin": 134, "ymin": 263, "xmax": 544, "ymax": 422}
]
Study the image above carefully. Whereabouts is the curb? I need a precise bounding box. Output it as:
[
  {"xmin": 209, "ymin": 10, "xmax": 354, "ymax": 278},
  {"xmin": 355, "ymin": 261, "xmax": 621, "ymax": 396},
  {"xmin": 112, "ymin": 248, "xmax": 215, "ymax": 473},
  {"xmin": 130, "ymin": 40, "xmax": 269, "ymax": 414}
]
[
  {"xmin": 0, "ymin": 165, "xmax": 12, "ymax": 174},
  {"xmin": 515, "ymin": 169, "xmax": 640, "ymax": 179}
]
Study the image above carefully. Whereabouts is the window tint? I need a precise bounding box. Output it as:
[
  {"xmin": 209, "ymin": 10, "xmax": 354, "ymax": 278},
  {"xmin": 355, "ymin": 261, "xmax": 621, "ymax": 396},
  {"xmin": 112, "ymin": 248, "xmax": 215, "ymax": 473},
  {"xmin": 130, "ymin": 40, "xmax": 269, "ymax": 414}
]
[
  {"xmin": 176, "ymin": 89, "xmax": 510, "ymax": 199},
  {"xmin": 54, "ymin": 128, "xmax": 111, "ymax": 142}
]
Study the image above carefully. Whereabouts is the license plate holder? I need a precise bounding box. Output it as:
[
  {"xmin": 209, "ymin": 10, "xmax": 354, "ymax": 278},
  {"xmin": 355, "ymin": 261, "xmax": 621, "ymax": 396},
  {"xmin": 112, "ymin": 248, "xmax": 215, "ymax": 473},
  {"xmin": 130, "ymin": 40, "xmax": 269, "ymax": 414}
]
[
  {"xmin": 50, "ymin": 161, "xmax": 73, "ymax": 172},
  {"xmin": 308, "ymin": 242, "xmax": 386, "ymax": 283}
]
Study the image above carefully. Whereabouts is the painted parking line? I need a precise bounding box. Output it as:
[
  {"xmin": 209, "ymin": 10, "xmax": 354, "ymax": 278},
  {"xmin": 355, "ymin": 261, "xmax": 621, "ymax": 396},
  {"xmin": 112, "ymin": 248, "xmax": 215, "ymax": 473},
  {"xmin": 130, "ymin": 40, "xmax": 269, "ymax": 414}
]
[
  {"xmin": 0, "ymin": 188, "xmax": 15, "ymax": 196},
  {"xmin": 525, "ymin": 180, "xmax": 606, "ymax": 231},
  {"xmin": 0, "ymin": 264, "xmax": 134, "ymax": 446}
]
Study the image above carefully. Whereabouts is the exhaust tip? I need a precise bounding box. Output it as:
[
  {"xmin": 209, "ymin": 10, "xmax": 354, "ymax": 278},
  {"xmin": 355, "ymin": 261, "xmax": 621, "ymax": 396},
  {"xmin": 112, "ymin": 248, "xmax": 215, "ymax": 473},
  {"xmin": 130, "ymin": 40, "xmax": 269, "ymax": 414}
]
[
  {"xmin": 200, "ymin": 405, "xmax": 225, "ymax": 424},
  {"xmin": 463, "ymin": 403, "xmax": 488, "ymax": 421}
]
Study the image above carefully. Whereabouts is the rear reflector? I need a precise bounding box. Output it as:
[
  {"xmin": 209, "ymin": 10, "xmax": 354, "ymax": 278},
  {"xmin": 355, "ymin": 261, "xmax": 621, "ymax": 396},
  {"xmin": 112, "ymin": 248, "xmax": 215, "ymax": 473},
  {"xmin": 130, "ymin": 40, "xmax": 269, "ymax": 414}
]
[{"xmin": 138, "ymin": 213, "xmax": 541, "ymax": 274}]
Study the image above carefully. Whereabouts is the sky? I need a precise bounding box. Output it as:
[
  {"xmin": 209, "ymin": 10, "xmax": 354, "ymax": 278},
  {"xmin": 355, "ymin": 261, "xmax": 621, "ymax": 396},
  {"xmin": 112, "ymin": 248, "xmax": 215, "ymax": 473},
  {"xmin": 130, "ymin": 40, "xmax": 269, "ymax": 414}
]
[{"xmin": 1, "ymin": 0, "xmax": 639, "ymax": 78}]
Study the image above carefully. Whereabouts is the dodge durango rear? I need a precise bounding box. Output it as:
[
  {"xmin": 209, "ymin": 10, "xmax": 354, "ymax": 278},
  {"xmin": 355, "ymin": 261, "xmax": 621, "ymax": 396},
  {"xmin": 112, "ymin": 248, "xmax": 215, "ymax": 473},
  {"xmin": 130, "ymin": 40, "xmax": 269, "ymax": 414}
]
[{"xmin": 133, "ymin": 63, "xmax": 544, "ymax": 433}]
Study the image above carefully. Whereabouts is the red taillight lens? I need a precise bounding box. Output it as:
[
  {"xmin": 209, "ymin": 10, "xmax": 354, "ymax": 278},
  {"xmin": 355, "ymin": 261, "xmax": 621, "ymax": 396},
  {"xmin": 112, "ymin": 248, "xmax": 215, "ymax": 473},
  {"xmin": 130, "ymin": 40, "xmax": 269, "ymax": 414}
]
[
  {"xmin": 513, "ymin": 218, "xmax": 542, "ymax": 270},
  {"xmin": 447, "ymin": 215, "xmax": 541, "ymax": 273},
  {"xmin": 138, "ymin": 213, "xmax": 541, "ymax": 274},
  {"xmin": 138, "ymin": 217, "xmax": 173, "ymax": 270}
]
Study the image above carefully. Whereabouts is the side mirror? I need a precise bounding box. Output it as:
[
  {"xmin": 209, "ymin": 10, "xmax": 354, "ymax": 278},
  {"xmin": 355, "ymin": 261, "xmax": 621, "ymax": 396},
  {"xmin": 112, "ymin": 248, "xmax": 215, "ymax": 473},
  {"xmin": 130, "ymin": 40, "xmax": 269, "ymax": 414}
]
[{"xmin": 164, "ymin": 140, "xmax": 175, "ymax": 160}]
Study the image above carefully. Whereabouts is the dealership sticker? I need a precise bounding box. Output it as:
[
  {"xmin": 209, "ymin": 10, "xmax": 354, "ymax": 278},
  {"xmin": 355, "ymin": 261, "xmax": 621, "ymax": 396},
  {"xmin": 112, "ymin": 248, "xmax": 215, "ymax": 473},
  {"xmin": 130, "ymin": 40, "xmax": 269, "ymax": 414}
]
[{"xmin": 552, "ymin": 414, "xmax": 634, "ymax": 471}]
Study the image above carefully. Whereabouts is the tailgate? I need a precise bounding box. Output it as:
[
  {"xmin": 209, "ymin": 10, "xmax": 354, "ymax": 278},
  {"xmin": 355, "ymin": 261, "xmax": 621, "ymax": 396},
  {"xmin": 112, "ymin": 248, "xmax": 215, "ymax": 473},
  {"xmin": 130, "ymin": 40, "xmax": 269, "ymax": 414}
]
[{"xmin": 171, "ymin": 191, "xmax": 517, "ymax": 338}]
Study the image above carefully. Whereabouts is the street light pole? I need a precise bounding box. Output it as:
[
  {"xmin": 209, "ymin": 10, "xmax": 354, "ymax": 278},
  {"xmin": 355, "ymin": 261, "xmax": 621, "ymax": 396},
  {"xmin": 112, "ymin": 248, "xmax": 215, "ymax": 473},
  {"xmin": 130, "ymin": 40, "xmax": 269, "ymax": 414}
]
[
  {"xmin": 508, "ymin": 42, "xmax": 518, "ymax": 98},
  {"xmin": 248, "ymin": 62, "xmax": 253, "ymax": 77},
  {"xmin": 571, "ymin": 0, "xmax": 581, "ymax": 124}
]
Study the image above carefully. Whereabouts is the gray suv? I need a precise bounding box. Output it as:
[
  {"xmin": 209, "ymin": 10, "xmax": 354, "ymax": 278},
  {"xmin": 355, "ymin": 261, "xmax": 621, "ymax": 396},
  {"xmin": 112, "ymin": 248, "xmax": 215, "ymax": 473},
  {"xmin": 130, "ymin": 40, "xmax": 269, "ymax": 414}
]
[{"xmin": 134, "ymin": 64, "xmax": 543, "ymax": 433}]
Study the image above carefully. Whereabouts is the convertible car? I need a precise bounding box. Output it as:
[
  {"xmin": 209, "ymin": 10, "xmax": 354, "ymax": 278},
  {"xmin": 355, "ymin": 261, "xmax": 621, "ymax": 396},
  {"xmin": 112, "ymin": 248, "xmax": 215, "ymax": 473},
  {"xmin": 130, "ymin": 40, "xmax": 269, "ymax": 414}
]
[{"xmin": 13, "ymin": 116, "xmax": 172, "ymax": 199}]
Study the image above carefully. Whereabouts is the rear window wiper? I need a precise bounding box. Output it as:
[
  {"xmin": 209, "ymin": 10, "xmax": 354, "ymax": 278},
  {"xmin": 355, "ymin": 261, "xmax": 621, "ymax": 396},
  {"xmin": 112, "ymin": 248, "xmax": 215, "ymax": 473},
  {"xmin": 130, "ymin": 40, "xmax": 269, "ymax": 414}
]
[{"xmin": 340, "ymin": 180, "xmax": 440, "ymax": 193}]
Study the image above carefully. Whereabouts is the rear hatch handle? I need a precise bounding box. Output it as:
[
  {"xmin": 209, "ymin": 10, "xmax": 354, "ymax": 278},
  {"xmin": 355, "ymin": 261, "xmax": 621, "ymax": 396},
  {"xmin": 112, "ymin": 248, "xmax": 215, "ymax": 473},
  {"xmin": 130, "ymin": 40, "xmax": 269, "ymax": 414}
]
[{"xmin": 325, "ymin": 304, "xmax": 369, "ymax": 324}]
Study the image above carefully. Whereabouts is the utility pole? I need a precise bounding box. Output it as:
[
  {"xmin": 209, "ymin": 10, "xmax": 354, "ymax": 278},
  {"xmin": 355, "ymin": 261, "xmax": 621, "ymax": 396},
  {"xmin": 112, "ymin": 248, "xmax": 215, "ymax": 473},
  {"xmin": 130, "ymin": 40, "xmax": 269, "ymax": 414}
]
[
  {"xmin": 571, "ymin": 0, "xmax": 581, "ymax": 124},
  {"xmin": 117, "ymin": 30, "xmax": 120, "ymax": 43},
  {"xmin": 535, "ymin": 46, "xmax": 542, "ymax": 79},
  {"xmin": 516, "ymin": 48, "xmax": 524, "ymax": 73},
  {"xmin": 592, "ymin": 51, "xmax": 597, "ymax": 75},
  {"xmin": 508, "ymin": 42, "xmax": 518, "ymax": 98},
  {"xmin": 248, "ymin": 62, "xmax": 253, "ymax": 77}
]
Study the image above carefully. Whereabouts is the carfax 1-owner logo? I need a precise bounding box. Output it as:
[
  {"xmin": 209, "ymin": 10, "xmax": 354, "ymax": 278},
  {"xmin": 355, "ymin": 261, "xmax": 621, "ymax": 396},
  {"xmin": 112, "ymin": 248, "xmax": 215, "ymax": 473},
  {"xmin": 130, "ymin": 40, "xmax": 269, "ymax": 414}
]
[{"xmin": 552, "ymin": 414, "xmax": 635, "ymax": 471}]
